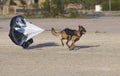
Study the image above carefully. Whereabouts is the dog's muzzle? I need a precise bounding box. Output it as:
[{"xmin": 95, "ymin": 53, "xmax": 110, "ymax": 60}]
[{"xmin": 82, "ymin": 32, "xmax": 86, "ymax": 35}]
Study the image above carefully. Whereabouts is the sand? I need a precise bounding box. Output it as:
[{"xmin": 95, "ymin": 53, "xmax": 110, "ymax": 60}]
[{"xmin": 0, "ymin": 17, "xmax": 120, "ymax": 76}]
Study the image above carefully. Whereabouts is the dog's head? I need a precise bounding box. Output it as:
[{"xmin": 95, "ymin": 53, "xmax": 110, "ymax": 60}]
[{"xmin": 78, "ymin": 25, "xmax": 86, "ymax": 35}]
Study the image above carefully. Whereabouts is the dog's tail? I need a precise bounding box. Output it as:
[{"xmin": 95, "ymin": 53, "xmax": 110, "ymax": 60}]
[{"xmin": 51, "ymin": 27, "xmax": 60, "ymax": 36}]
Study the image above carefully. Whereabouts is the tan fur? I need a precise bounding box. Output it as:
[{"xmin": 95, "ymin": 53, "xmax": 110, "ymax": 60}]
[
  {"xmin": 51, "ymin": 28, "xmax": 60, "ymax": 36},
  {"xmin": 75, "ymin": 31, "xmax": 80, "ymax": 37},
  {"xmin": 51, "ymin": 26, "xmax": 86, "ymax": 50},
  {"xmin": 70, "ymin": 35, "xmax": 78, "ymax": 50},
  {"xmin": 51, "ymin": 27, "xmax": 79, "ymax": 50},
  {"xmin": 61, "ymin": 31, "xmax": 68, "ymax": 39}
]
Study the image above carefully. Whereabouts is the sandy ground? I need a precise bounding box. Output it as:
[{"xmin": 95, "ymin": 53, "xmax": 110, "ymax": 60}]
[{"xmin": 0, "ymin": 17, "xmax": 120, "ymax": 76}]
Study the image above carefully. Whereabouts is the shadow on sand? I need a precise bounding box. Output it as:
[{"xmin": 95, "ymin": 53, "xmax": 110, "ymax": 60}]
[
  {"xmin": 28, "ymin": 42, "xmax": 59, "ymax": 49},
  {"xmin": 27, "ymin": 42, "xmax": 100, "ymax": 50},
  {"xmin": 74, "ymin": 45, "xmax": 100, "ymax": 50}
]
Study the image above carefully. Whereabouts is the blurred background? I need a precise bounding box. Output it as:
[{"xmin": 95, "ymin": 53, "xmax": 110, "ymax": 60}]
[{"xmin": 0, "ymin": 0, "xmax": 120, "ymax": 18}]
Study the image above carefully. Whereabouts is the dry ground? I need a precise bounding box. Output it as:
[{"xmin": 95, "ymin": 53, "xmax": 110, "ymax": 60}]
[{"xmin": 0, "ymin": 17, "xmax": 120, "ymax": 76}]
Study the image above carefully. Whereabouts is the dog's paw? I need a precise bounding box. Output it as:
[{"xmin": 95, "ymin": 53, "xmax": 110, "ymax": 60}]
[{"xmin": 69, "ymin": 48, "xmax": 74, "ymax": 51}]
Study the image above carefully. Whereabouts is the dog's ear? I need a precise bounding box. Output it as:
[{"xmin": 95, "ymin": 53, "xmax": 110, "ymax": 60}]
[{"xmin": 78, "ymin": 25, "xmax": 82, "ymax": 30}]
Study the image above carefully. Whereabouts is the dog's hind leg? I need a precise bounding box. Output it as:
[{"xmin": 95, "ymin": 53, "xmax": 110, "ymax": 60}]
[
  {"xmin": 66, "ymin": 40, "xmax": 70, "ymax": 48},
  {"xmin": 61, "ymin": 32, "xmax": 68, "ymax": 46},
  {"xmin": 66, "ymin": 35, "xmax": 71, "ymax": 48},
  {"xmin": 61, "ymin": 38, "xmax": 65, "ymax": 46}
]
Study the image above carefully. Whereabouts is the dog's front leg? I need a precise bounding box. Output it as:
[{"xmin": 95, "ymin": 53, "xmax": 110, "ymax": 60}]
[
  {"xmin": 69, "ymin": 43, "xmax": 75, "ymax": 50},
  {"xmin": 69, "ymin": 35, "xmax": 77, "ymax": 50}
]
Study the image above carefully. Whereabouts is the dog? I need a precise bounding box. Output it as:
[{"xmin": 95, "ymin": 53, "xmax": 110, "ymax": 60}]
[{"xmin": 51, "ymin": 25, "xmax": 86, "ymax": 50}]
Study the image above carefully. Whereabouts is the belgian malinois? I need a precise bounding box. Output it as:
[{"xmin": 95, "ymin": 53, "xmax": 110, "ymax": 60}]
[{"xmin": 51, "ymin": 25, "xmax": 86, "ymax": 50}]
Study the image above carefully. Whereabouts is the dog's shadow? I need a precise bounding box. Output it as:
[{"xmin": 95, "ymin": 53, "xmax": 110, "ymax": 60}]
[
  {"xmin": 28, "ymin": 42, "xmax": 100, "ymax": 50},
  {"xmin": 28, "ymin": 42, "xmax": 59, "ymax": 49},
  {"xmin": 74, "ymin": 45, "xmax": 100, "ymax": 50}
]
